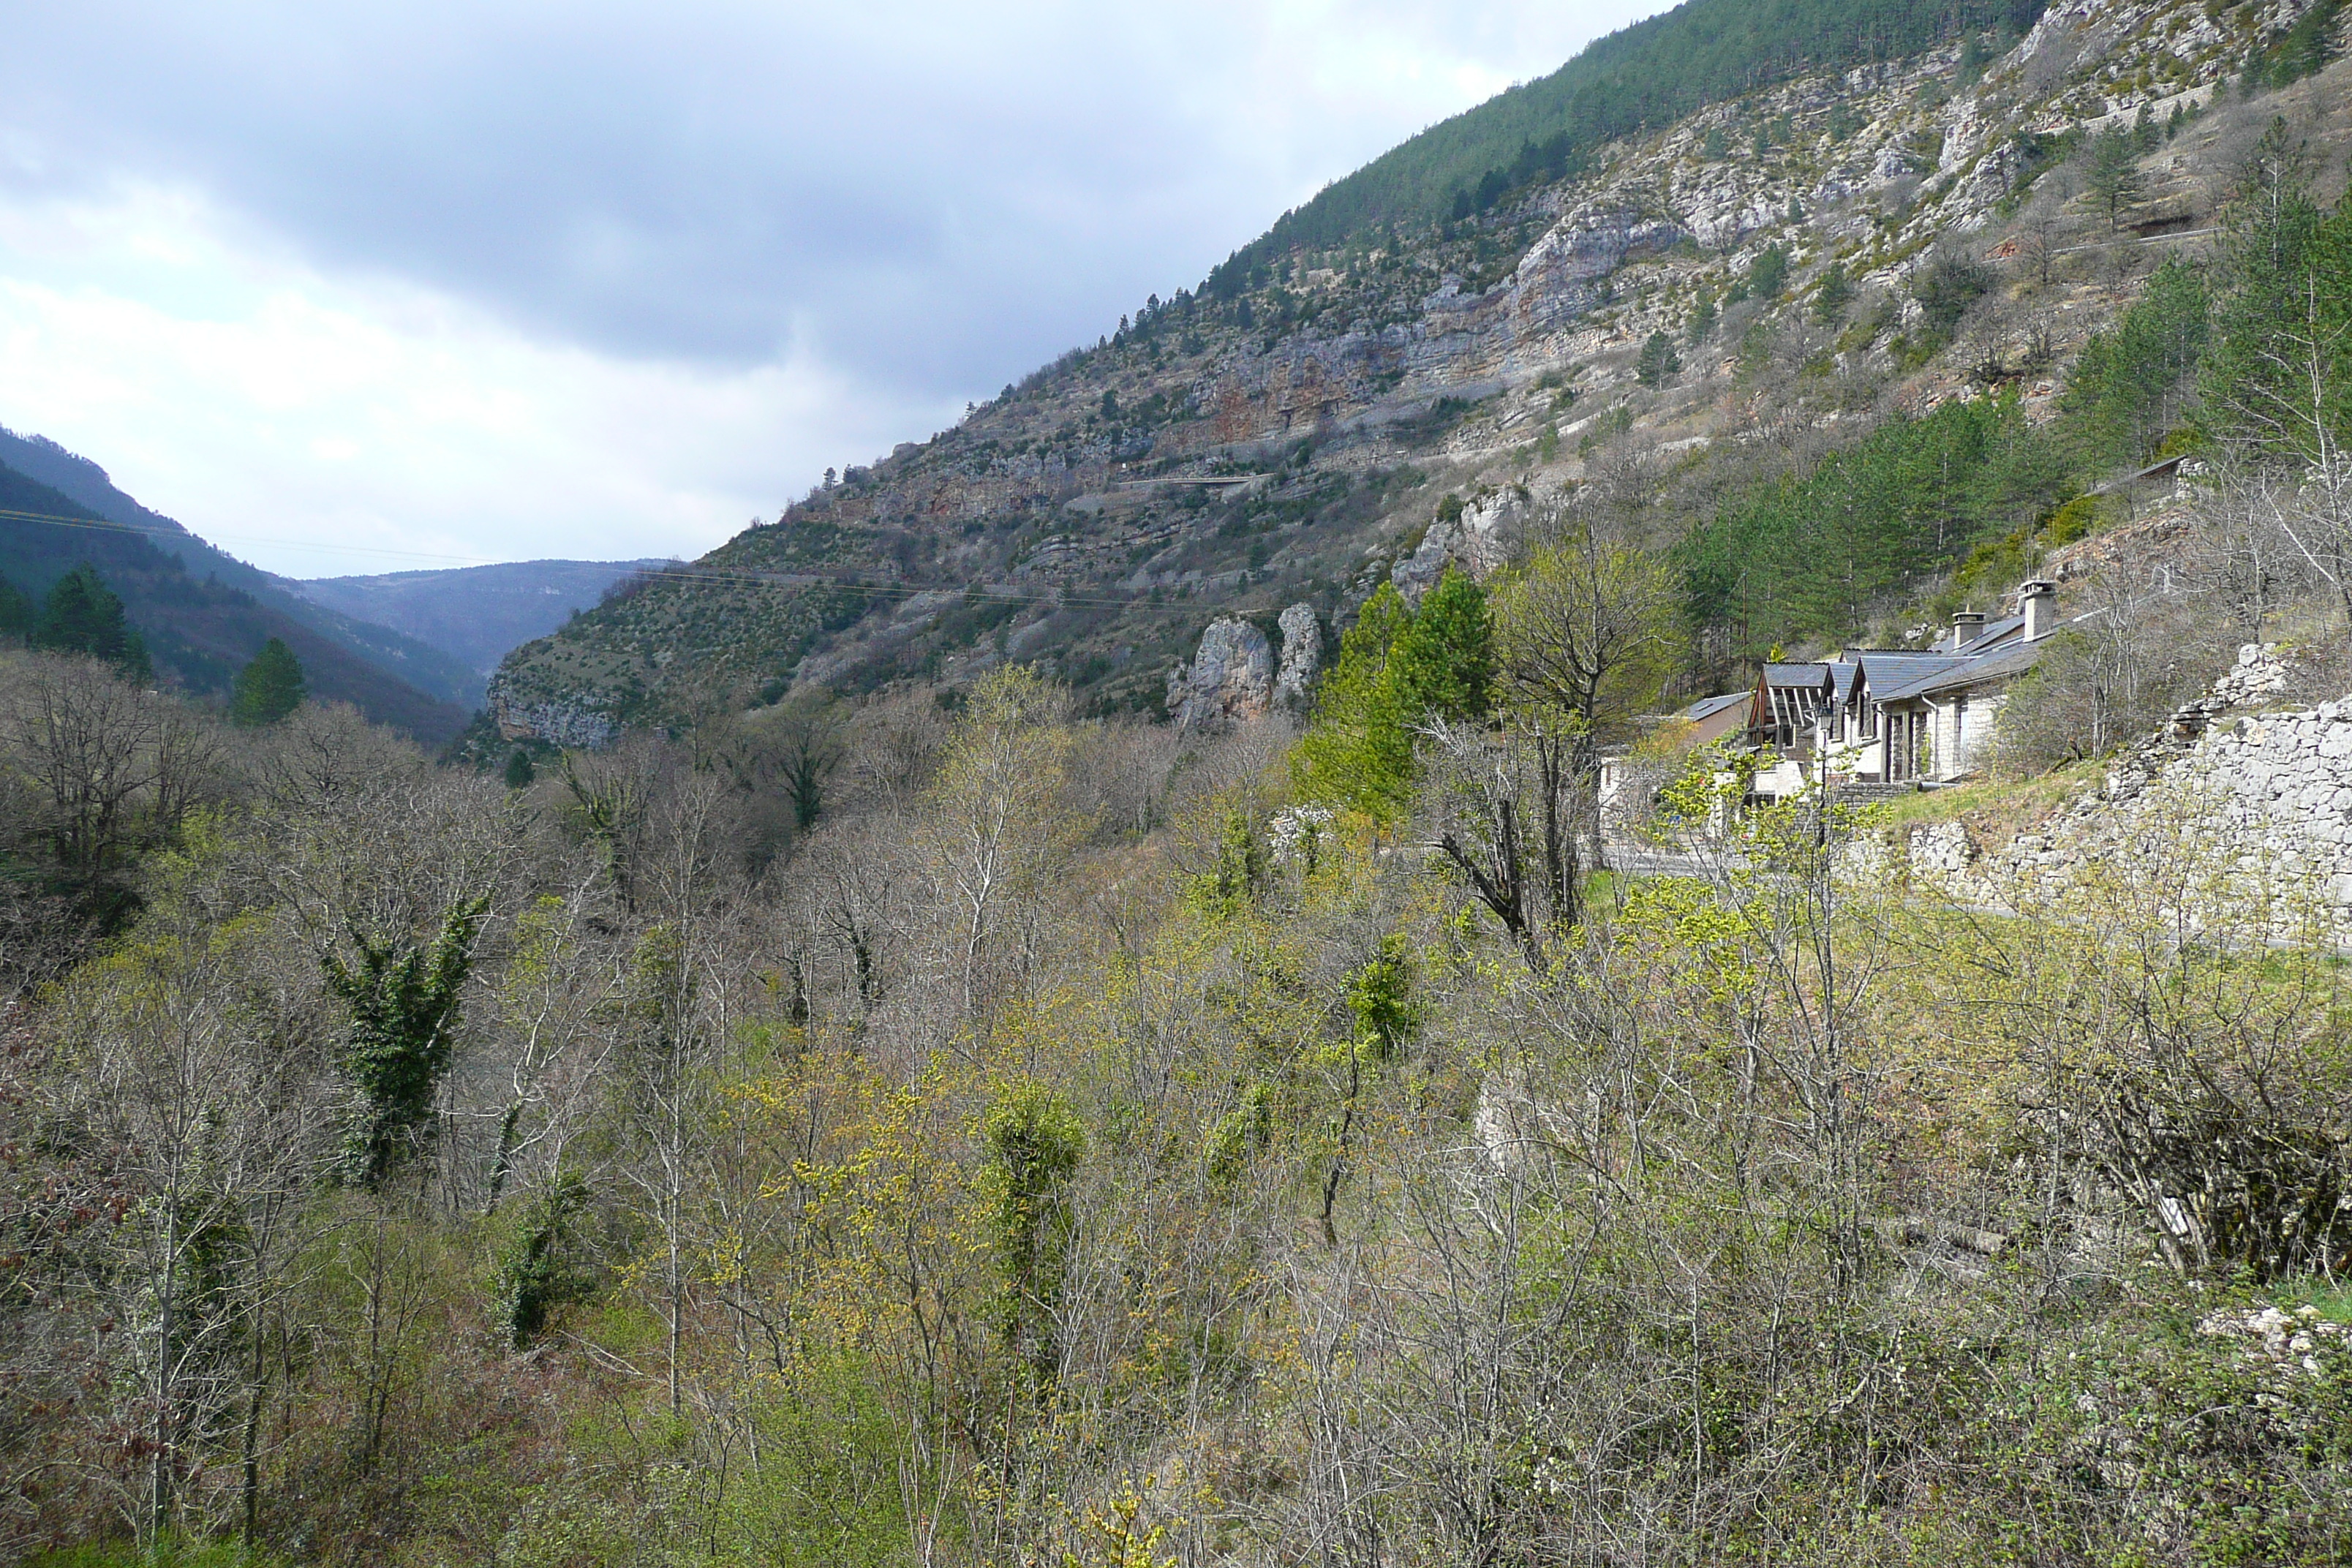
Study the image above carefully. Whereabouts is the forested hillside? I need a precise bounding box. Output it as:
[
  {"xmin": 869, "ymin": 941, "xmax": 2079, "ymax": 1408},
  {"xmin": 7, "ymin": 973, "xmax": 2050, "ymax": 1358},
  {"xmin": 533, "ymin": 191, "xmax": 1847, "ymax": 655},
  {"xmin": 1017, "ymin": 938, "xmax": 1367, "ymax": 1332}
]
[
  {"xmin": 10, "ymin": 0, "xmax": 2352, "ymax": 1562},
  {"xmin": 0, "ymin": 428, "xmax": 485, "ymax": 709},
  {"xmin": 0, "ymin": 464, "xmax": 469, "ymax": 741},
  {"xmin": 1224, "ymin": 0, "xmax": 2048, "ymax": 263}
]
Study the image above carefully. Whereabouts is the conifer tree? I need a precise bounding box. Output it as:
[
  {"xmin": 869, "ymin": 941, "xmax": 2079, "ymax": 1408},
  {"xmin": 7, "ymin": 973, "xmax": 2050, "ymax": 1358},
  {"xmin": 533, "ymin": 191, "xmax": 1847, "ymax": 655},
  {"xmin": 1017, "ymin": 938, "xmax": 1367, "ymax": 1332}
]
[
  {"xmin": 2084, "ymin": 126, "xmax": 2145, "ymax": 230},
  {"xmin": 1812, "ymin": 260, "xmax": 1855, "ymax": 323},
  {"xmin": 0, "ymin": 571, "xmax": 29, "ymax": 644},
  {"xmin": 1637, "ymin": 331, "xmax": 1682, "ymax": 385},
  {"xmin": 37, "ymin": 565, "xmax": 151, "ymax": 679},
  {"xmin": 230, "ymin": 637, "xmax": 306, "ymax": 725},
  {"xmin": 1687, "ymin": 293, "xmax": 1718, "ymax": 345},
  {"xmin": 1390, "ymin": 566, "xmax": 1496, "ymax": 724}
]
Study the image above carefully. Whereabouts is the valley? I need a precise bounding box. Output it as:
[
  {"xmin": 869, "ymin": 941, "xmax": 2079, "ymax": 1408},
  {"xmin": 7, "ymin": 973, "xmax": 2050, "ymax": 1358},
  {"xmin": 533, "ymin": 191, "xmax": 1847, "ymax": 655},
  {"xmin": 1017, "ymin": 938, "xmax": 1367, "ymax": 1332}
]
[{"xmin": 6, "ymin": 0, "xmax": 2352, "ymax": 1561}]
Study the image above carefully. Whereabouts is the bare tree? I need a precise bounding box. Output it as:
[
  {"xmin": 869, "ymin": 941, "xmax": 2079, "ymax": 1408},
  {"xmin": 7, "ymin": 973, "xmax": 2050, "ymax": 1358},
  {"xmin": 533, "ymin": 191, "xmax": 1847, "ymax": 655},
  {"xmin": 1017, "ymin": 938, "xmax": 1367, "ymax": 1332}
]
[{"xmin": 1491, "ymin": 505, "xmax": 1678, "ymax": 881}]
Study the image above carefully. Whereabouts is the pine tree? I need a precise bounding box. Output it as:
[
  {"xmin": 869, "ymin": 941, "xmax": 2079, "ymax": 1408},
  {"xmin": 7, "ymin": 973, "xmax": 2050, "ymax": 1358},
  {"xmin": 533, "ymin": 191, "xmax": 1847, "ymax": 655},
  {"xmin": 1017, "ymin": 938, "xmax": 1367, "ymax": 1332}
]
[
  {"xmin": 2084, "ymin": 126, "xmax": 2145, "ymax": 230},
  {"xmin": 37, "ymin": 565, "xmax": 147, "ymax": 678},
  {"xmin": 1637, "ymin": 330, "xmax": 1683, "ymax": 385},
  {"xmin": 1390, "ymin": 566, "xmax": 1496, "ymax": 724},
  {"xmin": 504, "ymin": 749, "xmax": 537, "ymax": 788},
  {"xmin": 1812, "ymin": 260, "xmax": 1856, "ymax": 323},
  {"xmin": 0, "ymin": 572, "xmax": 29, "ymax": 644},
  {"xmin": 1687, "ymin": 293, "xmax": 1719, "ymax": 346},
  {"xmin": 230, "ymin": 637, "xmax": 306, "ymax": 725}
]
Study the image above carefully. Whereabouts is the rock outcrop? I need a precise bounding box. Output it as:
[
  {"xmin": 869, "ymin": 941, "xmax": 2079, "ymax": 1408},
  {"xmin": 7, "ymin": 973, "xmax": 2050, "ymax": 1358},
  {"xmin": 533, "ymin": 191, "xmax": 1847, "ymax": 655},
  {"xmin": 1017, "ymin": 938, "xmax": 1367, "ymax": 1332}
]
[
  {"xmin": 1167, "ymin": 617, "xmax": 1275, "ymax": 730},
  {"xmin": 1393, "ymin": 491, "xmax": 1521, "ymax": 602},
  {"xmin": 489, "ymin": 684, "xmax": 617, "ymax": 749},
  {"xmin": 1275, "ymin": 604, "xmax": 1323, "ymax": 706}
]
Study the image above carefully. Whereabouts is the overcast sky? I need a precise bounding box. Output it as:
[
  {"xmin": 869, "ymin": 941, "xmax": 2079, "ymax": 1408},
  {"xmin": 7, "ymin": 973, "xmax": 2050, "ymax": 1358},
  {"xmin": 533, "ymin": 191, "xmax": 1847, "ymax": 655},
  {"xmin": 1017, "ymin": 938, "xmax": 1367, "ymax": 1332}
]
[{"xmin": 0, "ymin": 1, "xmax": 1655, "ymax": 577}]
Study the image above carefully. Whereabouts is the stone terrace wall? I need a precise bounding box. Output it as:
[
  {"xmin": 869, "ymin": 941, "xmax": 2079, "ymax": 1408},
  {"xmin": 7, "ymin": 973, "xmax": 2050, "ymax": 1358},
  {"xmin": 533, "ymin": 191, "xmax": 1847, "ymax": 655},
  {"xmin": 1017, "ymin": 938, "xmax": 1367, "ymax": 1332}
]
[{"xmin": 1865, "ymin": 647, "xmax": 2352, "ymax": 941}]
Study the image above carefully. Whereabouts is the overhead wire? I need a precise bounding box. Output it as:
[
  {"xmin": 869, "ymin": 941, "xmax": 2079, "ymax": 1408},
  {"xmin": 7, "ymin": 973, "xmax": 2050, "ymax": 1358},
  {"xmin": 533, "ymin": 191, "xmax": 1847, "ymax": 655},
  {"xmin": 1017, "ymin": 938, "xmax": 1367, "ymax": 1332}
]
[{"xmin": 0, "ymin": 503, "xmax": 1205, "ymax": 614}]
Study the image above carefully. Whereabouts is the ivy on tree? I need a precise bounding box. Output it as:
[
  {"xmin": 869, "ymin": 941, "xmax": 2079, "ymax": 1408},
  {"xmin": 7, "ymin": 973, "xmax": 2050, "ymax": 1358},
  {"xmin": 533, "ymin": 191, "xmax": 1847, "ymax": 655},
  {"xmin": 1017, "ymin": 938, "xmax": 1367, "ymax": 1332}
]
[
  {"xmin": 323, "ymin": 895, "xmax": 491, "ymax": 1191},
  {"xmin": 981, "ymin": 1082, "xmax": 1084, "ymax": 1376},
  {"xmin": 230, "ymin": 637, "xmax": 306, "ymax": 725}
]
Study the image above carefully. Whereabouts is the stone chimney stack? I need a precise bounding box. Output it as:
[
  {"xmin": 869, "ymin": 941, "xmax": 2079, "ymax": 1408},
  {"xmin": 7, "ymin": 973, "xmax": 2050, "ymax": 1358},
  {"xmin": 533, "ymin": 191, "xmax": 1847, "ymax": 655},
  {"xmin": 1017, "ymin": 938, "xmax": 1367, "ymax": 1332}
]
[
  {"xmin": 2019, "ymin": 579, "xmax": 2057, "ymax": 642},
  {"xmin": 1950, "ymin": 609, "xmax": 1986, "ymax": 650}
]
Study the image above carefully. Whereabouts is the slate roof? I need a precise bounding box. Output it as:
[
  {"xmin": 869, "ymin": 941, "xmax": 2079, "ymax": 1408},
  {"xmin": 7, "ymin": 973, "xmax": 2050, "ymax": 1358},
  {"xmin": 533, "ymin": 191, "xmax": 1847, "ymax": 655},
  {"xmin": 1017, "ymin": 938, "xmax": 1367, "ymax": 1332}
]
[
  {"xmin": 1853, "ymin": 651, "xmax": 1970, "ymax": 695},
  {"xmin": 1956, "ymin": 613, "xmax": 2026, "ymax": 654},
  {"xmin": 1875, "ymin": 638, "xmax": 2047, "ymax": 701},
  {"xmin": 1683, "ymin": 691, "xmax": 1751, "ymax": 723}
]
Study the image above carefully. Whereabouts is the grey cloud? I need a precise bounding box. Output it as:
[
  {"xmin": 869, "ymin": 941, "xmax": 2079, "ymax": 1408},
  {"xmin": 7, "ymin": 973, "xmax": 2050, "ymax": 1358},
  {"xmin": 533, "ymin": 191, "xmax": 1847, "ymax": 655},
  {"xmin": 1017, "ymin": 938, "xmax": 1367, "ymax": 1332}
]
[
  {"xmin": 1, "ymin": 2, "xmax": 1318, "ymax": 398},
  {"xmin": 4, "ymin": 3, "xmax": 1656, "ymax": 425}
]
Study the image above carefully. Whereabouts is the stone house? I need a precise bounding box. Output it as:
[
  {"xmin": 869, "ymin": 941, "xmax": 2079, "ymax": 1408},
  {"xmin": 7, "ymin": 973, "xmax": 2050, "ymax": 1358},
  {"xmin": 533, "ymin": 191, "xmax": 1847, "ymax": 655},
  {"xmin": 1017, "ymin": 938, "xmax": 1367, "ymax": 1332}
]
[
  {"xmin": 1861, "ymin": 580, "xmax": 2062, "ymax": 783},
  {"xmin": 1753, "ymin": 579, "xmax": 2068, "ymax": 795}
]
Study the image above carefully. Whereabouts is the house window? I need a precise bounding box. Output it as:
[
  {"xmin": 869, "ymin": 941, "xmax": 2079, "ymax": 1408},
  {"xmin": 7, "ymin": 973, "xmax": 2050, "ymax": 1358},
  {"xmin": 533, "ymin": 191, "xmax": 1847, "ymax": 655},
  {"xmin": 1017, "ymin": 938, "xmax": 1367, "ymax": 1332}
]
[{"xmin": 1953, "ymin": 695, "xmax": 1969, "ymax": 772}]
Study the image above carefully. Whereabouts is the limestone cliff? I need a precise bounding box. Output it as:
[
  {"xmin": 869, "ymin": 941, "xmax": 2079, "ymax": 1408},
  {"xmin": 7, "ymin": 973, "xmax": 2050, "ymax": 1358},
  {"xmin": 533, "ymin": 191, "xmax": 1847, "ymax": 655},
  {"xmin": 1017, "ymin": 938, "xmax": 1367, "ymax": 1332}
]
[{"xmin": 489, "ymin": 0, "xmax": 2341, "ymax": 738}]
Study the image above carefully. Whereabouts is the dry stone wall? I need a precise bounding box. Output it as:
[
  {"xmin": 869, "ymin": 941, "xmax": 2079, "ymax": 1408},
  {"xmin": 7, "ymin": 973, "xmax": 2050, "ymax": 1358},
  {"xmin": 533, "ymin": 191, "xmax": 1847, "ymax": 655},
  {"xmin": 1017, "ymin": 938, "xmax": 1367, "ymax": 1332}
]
[{"xmin": 1863, "ymin": 647, "xmax": 2352, "ymax": 940}]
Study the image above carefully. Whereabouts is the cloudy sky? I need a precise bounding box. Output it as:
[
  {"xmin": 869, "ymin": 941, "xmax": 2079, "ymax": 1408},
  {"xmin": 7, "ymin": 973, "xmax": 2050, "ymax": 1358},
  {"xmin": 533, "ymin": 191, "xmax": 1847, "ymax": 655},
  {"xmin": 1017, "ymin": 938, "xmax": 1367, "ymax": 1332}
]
[{"xmin": 0, "ymin": 1, "xmax": 1654, "ymax": 577}]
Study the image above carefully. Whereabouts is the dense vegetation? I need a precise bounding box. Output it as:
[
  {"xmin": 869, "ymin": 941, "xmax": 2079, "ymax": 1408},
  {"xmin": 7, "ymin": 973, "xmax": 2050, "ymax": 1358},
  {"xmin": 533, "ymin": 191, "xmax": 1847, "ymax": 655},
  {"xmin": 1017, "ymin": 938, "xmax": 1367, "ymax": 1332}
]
[
  {"xmin": 16, "ymin": 23, "xmax": 2352, "ymax": 1568},
  {"xmin": 5, "ymin": 562, "xmax": 2351, "ymax": 1564}
]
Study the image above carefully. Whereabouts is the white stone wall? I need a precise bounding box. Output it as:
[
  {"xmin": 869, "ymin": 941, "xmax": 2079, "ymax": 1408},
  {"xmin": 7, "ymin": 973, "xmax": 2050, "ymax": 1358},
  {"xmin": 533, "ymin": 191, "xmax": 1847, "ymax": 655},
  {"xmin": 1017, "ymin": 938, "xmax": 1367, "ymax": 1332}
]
[{"xmin": 1846, "ymin": 649, "xmax": 2352, "ymax": 941}]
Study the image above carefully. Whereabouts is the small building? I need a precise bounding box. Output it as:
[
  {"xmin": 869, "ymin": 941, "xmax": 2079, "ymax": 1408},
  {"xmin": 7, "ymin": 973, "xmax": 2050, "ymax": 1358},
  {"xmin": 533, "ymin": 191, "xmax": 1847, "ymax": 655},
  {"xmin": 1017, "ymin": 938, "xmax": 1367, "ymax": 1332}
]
[
  {"xmin": 1597, "ymin": 690, "xmax": 1754, "ymax": 818},
  {"xmin": 1740, "ymin": 579, "xmax": 2070, "ymax": 792},
  {"xmin": 1869, "ymin": 581, "xmax": 2062, "ymax": 783}
]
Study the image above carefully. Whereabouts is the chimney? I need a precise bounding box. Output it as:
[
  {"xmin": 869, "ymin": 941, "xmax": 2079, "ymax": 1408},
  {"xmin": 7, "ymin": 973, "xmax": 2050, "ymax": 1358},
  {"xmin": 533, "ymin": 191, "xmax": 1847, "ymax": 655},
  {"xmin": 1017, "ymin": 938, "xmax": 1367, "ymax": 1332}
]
[
  {"xmin": 2019, "ymin": 578, "xmax": 2057, "ymax": 642},
  {"xmin": 1950, "ymin": 609, "xmax": 1986, "ymax": 650}
]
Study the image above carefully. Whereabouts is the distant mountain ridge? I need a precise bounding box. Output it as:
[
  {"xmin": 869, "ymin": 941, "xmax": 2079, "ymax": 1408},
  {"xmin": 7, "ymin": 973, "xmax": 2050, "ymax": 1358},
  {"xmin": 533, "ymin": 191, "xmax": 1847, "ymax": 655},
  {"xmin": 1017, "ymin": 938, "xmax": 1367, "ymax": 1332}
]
[
  {"xmin": 0, "ymin": 426, "xmax": 482, "ymax": 709},
  {"xmin": 291, "ymin": 559, "xmax": 673, "ymax": 689}
]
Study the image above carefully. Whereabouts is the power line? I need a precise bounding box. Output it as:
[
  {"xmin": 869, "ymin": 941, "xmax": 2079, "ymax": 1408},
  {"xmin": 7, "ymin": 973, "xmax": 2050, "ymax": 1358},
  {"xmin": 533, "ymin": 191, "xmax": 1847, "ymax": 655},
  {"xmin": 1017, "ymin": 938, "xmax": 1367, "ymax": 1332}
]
[
  {"xmin": 0, "ymin": 506, "xmax": 499, "ymax": 565},
  {"xmin": 0, "ymin": 505, "xmax": 1213, "ymax": 615}
]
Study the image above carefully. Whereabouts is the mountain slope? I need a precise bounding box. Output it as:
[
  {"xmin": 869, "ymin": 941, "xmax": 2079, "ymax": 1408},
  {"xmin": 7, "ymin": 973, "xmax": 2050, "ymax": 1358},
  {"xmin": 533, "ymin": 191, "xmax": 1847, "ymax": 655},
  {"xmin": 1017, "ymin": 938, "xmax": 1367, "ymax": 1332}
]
[
  {"xmin": 491, "ymin": 0, "xmax": 2347, "ymax": 739},
  {"xmin": 0, "ymin": 426, "xmax": 483, "ymax": 708},
  {"xmin": 1223, "ymin": 0, "xmax": 2048, "ymax": 271},
  {"xmin": 0, "ymin": 462, "xmax": 469, "ymax": 741}
]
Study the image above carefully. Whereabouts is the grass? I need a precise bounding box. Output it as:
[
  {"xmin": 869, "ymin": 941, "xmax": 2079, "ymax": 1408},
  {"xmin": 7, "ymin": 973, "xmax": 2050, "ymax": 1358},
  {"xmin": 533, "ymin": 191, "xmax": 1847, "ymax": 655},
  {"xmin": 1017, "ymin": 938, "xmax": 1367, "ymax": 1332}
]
[
  {"xmin": 1869, "ymin": 758, "xmax": 2106, "ymax": 840},
  {"xmin": 31, "ymin": 1540, "xmax": 288, "ymax": 1568},
  {"xmin": 2286, "ymin": 1278, "xmax": 2352, "ymax": 1323}
]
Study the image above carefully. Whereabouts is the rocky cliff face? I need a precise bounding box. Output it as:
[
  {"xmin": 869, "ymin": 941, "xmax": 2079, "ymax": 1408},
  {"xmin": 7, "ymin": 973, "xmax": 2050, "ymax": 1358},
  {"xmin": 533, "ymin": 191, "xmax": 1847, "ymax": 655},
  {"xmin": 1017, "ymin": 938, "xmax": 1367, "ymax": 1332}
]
[
  {"xmin": 1166, "ymin": 617, "xmax": 1276, "ymax": 730},
  {"xmin": 490, "ymin": 0, "xmax": 2337, "ymax": 739}
]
